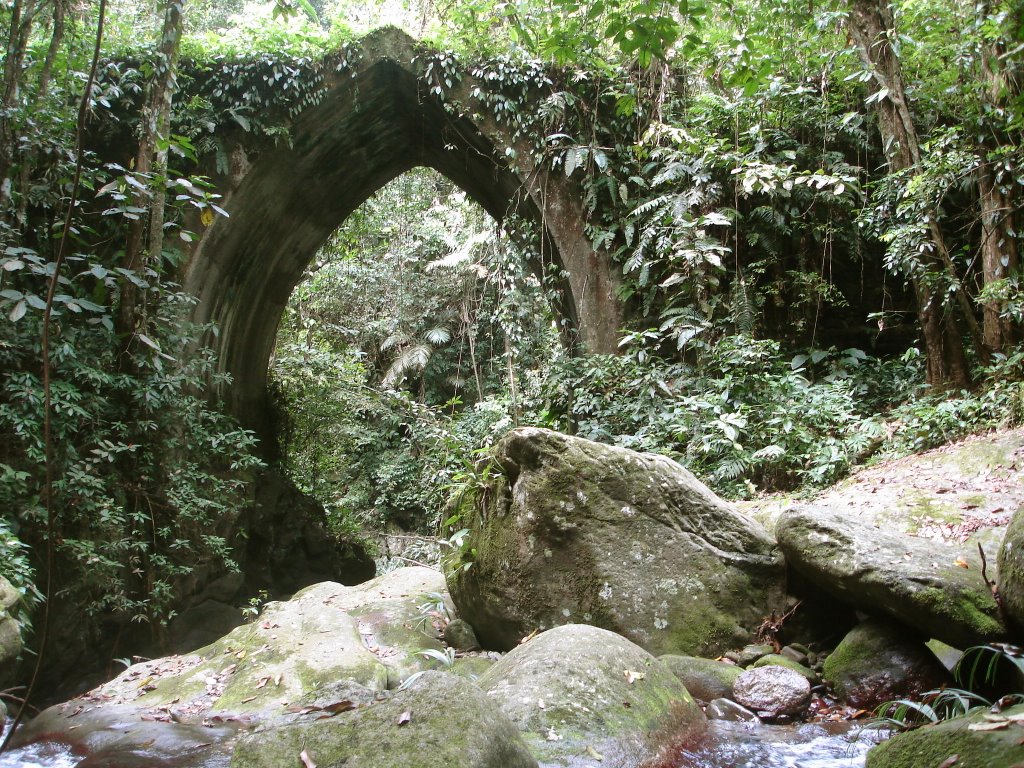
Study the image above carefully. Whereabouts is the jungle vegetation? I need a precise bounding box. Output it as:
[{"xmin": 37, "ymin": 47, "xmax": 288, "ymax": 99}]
[{"xmin": 0, "ymin": 0, "xmax": 1020, "ymax": 692}]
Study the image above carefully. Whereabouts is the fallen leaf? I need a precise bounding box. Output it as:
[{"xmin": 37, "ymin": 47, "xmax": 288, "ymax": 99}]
[
  {"xmin": 936, "ymin": 755, "xmax": 959, "ymax": 768},
  {"xmin": 236, "ymin": 650, "xmax": 246, "ymax": 660},
  {"xmin": 968, "ymin": 721, "xmax": 1009, "ymax": 731},
  {"xmin": 323, "ymin": 700, "xmax": 357, "ymax": 714},
  {"xmin": 538, "ymin": 698, "xmax": 546, "ymax": 709},
  {"xmin": 254, "ymin": 677, "xmax": 270, "ymax": 689},
  {"xmin": 585, "ymin": 744, "xmax": 604, "ymax": 761},
  {"xmin": 299, "ymin": 749, "xmax": 317, "ymax": 768},
  {"xmin": 274, "ymin": 673, "xmax": 283, "ymax": 687},
  {"xmin": 954, "ymin": 558, "xmax": 970, "ymax": 569},
  {"xmin": 623, "ymin": 670, "xmax": 645, "ymax": 684},
  {"xmin": 397, "ymin": 710, "xmax": 412, "ymax": 726}
]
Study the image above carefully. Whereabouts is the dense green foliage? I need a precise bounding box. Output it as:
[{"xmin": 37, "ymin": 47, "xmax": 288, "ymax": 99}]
[{"xmin": 0, "ymin": 0, "xmax": 1020, "ymax": 685}]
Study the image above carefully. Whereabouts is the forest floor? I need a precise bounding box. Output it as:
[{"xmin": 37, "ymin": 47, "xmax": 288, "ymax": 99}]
[{"xmin": 744, "ymin": 426, "xmax": 1024, "ymax": 556}]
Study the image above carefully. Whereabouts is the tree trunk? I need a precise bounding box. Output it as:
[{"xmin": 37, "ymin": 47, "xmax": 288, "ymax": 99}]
[
  {"xmin": 848, "ymin": 0, "xmax": 972, "ymax": 388},
  {"xmin": 0, "ymin": 0, "xmax": 45, "ymax": 220},
  {"xmin": 119, "ymin": 0, "xmax": 185, "ymax": 344},
  {"xmin": 977, "ymin": 1, "xmax": 1020, "ymax": 352}
]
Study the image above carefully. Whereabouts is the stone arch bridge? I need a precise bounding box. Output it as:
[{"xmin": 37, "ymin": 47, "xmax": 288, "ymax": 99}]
[{"xmin": 181, "ymin": 27, "xmax": 624, "ymax": 438}]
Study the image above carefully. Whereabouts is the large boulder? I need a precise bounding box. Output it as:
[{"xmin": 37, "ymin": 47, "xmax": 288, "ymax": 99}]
[
  {"xmin": 0, "ymin": 575, "xmax": 22, "ymax": 688},
  {"xmin": 866, "ymin": 702, "xmax": 1024, "ymax": 768},
  {"xmin": 9, "ymin": 568, "xmax": 454, "ymax": 763},
  {"xmin": 822, "ymin": 619, "xmax": 952, "ymax": 710},
  {"xmin": 477, "ymin": 624, "xmax": 705, "ymax": 765},
  {"xmin": 998, "ymin": 505, "xmax": 1024, "ymax": 639},
  {"xmin": 776, "ymin": 507, "xmax": 1007, "ymax": 648},
  {"xmin": 448, "ymin": 428, "xmax": 787, "ymax": 656},
  {"xmin": 232, "ymin": 671, "xmax": 538, "ymax": 768}
]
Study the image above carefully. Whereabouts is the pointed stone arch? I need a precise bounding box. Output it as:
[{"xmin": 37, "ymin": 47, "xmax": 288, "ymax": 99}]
[{"xmin": 183, "ymin": 28, "xmax": 623, "ymax": 437}]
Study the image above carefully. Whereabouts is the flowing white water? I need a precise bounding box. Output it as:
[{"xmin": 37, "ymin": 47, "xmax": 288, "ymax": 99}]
[
  {"xmin": 0, "ymin": 723, "xmax": 77, "ymax": 768},
  {"xmin": 675, "ymin": 720, "xmax": 888, "ymax": 768}
]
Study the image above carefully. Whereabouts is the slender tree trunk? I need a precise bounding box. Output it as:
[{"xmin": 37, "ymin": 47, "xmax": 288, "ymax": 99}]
[
  {"xmin": 977, "ymin": 1, "xmax": 1020, "ymax": 352},
  {"xmin": 0, "ymin": 0, "xmax": 45, "ymax": 220},
  {"xmin": 848, "ymin": 0, "xmax": 972, "ymax": 387},
  {"xmin": 119, "ymin": 0, "xmax": 185, "ymax": 344},
  {"xmin": 35, "ymin": 0, "xmax": 65, "ymax": 101}
]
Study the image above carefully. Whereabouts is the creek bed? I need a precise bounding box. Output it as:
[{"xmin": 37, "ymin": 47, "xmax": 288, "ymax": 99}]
[
  {"xmin": 673, "ymin": 719, "xmax": 888, "ymax": 768},
  {"xmin": 1, "ymin": 717, "xmax": 888, "ymax": 767}
]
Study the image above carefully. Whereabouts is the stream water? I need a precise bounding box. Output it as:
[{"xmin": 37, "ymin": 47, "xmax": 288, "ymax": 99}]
[
  {"xmin": 1, "ymin": 718, "xmax": 886, "ymax": 768},
  {"xmin": 675, "ymin": 720, "xmax": 886, "ymax": 767}
]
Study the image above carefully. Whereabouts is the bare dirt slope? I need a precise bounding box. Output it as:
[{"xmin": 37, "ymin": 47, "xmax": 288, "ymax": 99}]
[{"xmin": 746, "ymin": 427, "xmax": 1024, "ymax": 557}]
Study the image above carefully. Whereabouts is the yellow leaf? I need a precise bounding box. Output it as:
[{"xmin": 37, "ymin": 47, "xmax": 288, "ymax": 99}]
[{"xmin": 201, "ymin": 209, "xmax": 215, "ymax": 227}]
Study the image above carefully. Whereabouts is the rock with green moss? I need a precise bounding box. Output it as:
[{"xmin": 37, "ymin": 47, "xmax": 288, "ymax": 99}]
[
  {"xmin": 823, "ymin": 618, "xmax": 952, "ymax": 710},
  {"xmin": 998, "ymin": 505, "xmax": 1024, "ymax": 638},
  {"xmin": 448, "ymin": 428, "xmax": 787, "ymax": 657},
  {"xmin": 11, "ymin": 568, "xmax": 459, "ymax": 764},
  {"xmin": 866, "ymin": 703, "xmax": 1024, "ymax": 768},
  {"xmin": 478, "ymin": 624, "xmax": 706, "ymax": 764},
  {"xmin": 231, "ymin": 671, "xmax": 537, "ymax": 768},
  {"xmin": 659, "ymin": 655, "xmax": 743, "ymax": 702},
  {"xmin": 777, "ymin": 507, "xmax": 1007, "ymax": 649},
  {"xmin": 451, "ymin": 655, "xmax": 496, "ymax": 680},
  {"xmin": 751, "ymin": 654, "xmax": 817, "ymax": 683}
]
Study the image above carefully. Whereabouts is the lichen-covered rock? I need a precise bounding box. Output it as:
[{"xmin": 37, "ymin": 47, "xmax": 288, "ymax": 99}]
[
  {"xmin": 823, "ymin": 619, "xmax": 952, "ymax": 710},
  {"xmin": 231, "ymin": 671, "xmax": 537, "ymax": 768},
  {"xmin": 777, "ymin": 507, "xmax": 1007, "ymax": 648},
  {"xmin": 659, "ymin": 655, "xmax": 743, "ymax": 702},
  {"xmin": 478, "ymin": 624, "xmax": 705, "ymax": 764},
  {"xmin": 732, "ymin": 666, "xmax": 810, "ymax": 719},
  {"xmin": 448, "ymin": 428, "xmax": 786, "ymax": 657},
  {"xmin": 866, "ymin": 703, "xmax": 1024, "ymax": 768},
  {"xmin": 0, "ymin": 575, "xmax": 22, "ymax": 688},
  {"xmin": 9, "ymin": 568, "xmax": 455, "ymax": 765},
  {"xmin": 998, "ymin": 505, "xmax": 1024, "ymax": 638}
]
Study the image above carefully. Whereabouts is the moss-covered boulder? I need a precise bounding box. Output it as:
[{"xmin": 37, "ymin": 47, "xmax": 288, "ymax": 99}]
[
  {"xmin": 659, "ymin": 655, "xmax": 743, "ymax": 702},
  {"xmin": 866, "ymin": 703, "xmax": 1024, "ymax": 768},
  {"xmin": 998, "ymin": 505, "xmax": 1024, "ymax": 639},
  {"xmin": 777, "ymin": 507, "xmax": 1007, "ymax": 648},
  {"xmin": 448, "ymin": 428, "xmax": 787, "ymax": 657},
  {"xmin": 478, "ymin": 624, "xmax": 705, "ymax": 764},
  {"xmin": 0, "ymin": 575, "xmax": 22, "ymax": 688},
  {"xmin": 823, "ymin": 619, "xmax": 952, "ymax": 710},
  {"xmin": 10, "ymin": 568, "xmax": 458, "ymax": 764},
  {"xmin": 231, "ymin": 671, "xmax": 537, "ymax": 768}
]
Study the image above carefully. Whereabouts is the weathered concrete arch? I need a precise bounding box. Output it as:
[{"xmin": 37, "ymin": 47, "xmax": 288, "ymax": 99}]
[{"xmin": 184, "ymin": 28, "xmax": 623, "ymax": 435}]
